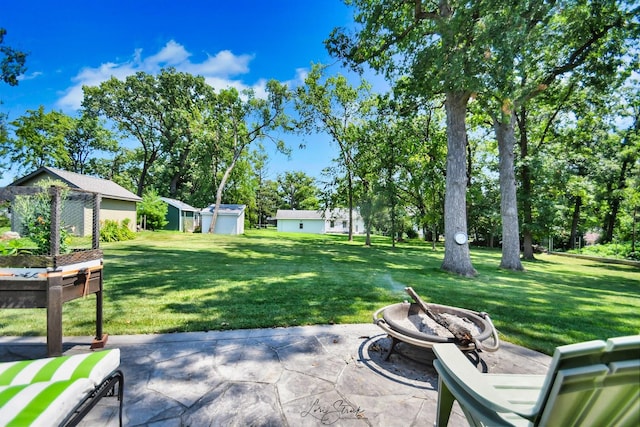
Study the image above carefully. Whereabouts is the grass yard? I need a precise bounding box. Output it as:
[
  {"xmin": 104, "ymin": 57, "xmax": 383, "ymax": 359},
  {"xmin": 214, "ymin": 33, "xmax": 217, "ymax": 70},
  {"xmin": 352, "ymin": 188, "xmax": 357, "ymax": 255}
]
[{"xmin": 1, "ymin": 229, "xmax": 638, "ymax": 355}]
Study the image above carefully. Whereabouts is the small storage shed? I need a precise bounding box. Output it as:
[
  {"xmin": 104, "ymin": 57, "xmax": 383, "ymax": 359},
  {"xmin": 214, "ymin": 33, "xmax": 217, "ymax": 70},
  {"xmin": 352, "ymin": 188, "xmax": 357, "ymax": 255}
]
[
  {"xmin": 160, "ymin": 197, "xmax": 199, "ymax": 232},
  {"xmin": 9, "ymin": 166, "xmax": 141, "ymax": 235},
  {"xmin": 200, "ymin": 204, "xmax": 245, "ymax": 235},
  {"xmin": 275, "ymin": 210, "xmax": 325, "ymax": 234}
]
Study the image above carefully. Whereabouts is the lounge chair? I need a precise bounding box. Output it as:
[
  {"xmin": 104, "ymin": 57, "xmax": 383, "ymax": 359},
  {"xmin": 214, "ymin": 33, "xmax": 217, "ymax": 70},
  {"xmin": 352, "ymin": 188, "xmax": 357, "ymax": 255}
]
[
  {"xmin": 433, "ymin": 335, "xmax": 640, "ymax": 426},
  {"xmin": 0, "ymin": 348, "xmax": 123, "ymax": 426}
]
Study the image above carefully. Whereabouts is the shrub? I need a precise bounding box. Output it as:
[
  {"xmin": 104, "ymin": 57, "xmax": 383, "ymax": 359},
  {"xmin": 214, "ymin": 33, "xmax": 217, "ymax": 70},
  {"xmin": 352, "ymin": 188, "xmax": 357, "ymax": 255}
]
[
  {"xmin": 100, "ymin": 219, "xmax": 136, "ymax": 242},
  {"xmin": 570, "ymin": 242, "xmax": 639, "ymax": 260},
  {"xmin": 137, "ymin": 190, "xmax": 168, "ymax": 230},
  {"xmin": 0, "ymin": 239, "xmax": 32, "ymax": 255}
]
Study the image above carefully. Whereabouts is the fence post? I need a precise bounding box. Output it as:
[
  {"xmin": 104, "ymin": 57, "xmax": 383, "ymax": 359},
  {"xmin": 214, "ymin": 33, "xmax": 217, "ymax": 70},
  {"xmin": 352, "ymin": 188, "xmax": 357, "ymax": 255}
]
[{"xmin": 49, "ymin": 186, "xmax": 61, "ymax": 256}]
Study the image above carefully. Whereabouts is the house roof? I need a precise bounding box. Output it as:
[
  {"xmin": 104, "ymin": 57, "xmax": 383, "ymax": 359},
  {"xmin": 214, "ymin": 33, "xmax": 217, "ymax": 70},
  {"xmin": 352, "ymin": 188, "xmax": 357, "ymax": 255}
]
[
  {"xmin": 201, "ymin": 204, "xmax": 246, "ymax": 216},
  {"xmin": 160, "ymin": 197, "xmax": 198, "ymax": 212},
  {"xmin": 275, "ymin": 209, "xmax": 324, "ymax": 220},
  {"xmin": 10, "ymin": 167, "xmax": 141, "ymax": 202},
  {"xmin": 275, "ymin": 209, "xmax": 363, "ymax": 221}
]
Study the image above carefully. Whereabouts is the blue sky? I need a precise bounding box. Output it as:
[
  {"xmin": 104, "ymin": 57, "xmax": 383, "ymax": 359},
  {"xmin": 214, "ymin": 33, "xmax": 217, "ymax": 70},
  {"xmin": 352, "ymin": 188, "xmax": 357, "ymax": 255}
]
[{"xmin": 0, "ymin": 0, "xmax": 370, "ymax": 185}]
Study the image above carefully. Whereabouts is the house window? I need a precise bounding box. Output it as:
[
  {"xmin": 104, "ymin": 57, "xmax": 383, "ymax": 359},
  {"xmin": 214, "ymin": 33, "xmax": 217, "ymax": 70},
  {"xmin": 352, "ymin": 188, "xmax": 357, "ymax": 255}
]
[
  {"xmin": 330, "ymin": 220, "xmax": 335, "ymax": 228},
  {"xmin": 299, "ymin": 222, "xmax": 304, "ymax": 229},
  {"xmin": 342, "ymin": 221, "xmax": 347, "ymax": 229}
]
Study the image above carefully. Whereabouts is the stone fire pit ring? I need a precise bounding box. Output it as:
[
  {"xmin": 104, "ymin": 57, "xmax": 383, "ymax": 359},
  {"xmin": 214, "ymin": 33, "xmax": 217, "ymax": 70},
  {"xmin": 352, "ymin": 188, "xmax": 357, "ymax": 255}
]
[{"xmin": 373, "ymin": 301, "xmax": 500, "ymax": 354}]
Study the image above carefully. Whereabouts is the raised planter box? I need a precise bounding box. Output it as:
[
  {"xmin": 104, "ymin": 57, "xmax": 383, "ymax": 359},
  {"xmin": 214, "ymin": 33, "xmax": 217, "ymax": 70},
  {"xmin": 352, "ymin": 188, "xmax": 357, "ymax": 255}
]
[
  {"xmin": 0, "ymin": 186, "xmax": 107, "ymax": 356},
  {"xmin": 0, "ymin": 251, "xmax": 106, "ymax": 356}
]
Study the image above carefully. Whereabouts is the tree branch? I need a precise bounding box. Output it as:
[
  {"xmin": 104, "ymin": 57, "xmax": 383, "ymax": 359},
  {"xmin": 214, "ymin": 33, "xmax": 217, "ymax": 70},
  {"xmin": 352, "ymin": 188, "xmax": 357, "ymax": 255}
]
[
  {"xmin": 521, "ymin": 12, "xmax": 627, "ymax": 104},
  {"xmin": 346, "ymin": 0, "xmax": 439, "ymax": 65}
]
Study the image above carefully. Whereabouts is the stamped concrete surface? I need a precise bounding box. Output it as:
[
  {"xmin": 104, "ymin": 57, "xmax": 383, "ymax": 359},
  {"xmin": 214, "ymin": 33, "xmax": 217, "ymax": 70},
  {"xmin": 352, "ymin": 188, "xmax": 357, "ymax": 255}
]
[{"xmin": 0, "ymin": 324, "xmax": 552, "ymax": 426}]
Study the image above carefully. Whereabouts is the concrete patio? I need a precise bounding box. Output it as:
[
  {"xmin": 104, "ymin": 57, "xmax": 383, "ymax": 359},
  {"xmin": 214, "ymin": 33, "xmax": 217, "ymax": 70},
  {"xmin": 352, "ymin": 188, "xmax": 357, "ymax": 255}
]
[{"xmin": 0, "ymin": 323, "xmax": 552, "ymax": 426}]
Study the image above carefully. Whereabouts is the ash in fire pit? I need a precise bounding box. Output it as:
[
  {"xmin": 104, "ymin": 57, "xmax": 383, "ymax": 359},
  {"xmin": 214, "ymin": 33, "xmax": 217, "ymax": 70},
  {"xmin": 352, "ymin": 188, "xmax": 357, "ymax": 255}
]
[{"xmin": 409, "ymin": 312, "xmax": 482, "ymax": 338}]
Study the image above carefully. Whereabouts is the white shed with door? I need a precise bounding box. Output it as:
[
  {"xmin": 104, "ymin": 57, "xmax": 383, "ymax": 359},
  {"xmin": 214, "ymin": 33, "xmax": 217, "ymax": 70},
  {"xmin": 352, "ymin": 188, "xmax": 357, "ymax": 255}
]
[{"xmin": 200, "ymin": 204, "xmax": 245, "ymax": 235}]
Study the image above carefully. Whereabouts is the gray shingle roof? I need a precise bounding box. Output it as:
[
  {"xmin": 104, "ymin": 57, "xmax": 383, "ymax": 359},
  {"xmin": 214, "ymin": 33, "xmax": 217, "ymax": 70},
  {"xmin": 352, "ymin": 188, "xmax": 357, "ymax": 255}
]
[
  {"xmin": 275, "ymin": 209, "xmax": 363, "ymax": 221},
  {"xmin": 160, "ymin": 197, "xmax": 198, "ymax": 212},
  {"xmin": 275, "ymin": 209, "xmax": 324, "ymax": 220},
  {"xmin": 10, "ymin": 167, "xmax": 141, "ymax": 202}
]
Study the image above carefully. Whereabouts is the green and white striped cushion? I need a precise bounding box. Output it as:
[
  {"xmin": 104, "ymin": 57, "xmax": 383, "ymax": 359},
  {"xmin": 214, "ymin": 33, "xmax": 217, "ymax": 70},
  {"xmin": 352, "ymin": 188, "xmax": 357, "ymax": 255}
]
[
  {"xmin": 0, "ymin": 378, "xmax": 93, "ymax": 427},
  {"xmin": 0, "ymin": 349, "xmax": 120, "ymax": 387}
]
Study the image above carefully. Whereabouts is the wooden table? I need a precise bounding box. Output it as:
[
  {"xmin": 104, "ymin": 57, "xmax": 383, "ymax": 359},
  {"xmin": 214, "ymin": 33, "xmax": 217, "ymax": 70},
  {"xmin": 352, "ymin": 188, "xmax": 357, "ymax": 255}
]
[{"xmin": 0, "ymin": 259, "xmax": 106, "ymax": 356}]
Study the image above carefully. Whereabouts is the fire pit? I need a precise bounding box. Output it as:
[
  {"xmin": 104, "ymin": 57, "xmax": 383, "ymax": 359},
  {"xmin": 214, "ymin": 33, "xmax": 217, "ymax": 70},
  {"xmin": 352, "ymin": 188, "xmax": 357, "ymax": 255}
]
[{"xmin": 373, "ymin": 301, "xmax": 500, "ymax": 360}]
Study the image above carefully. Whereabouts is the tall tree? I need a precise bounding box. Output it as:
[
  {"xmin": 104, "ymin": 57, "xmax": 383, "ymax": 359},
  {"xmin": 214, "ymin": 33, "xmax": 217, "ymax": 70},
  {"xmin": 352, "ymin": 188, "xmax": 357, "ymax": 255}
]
[
  {"xmin": 64, "ymin": 112, "xmax": 118, "ymax": 174},
  {"xmin": 0, "ymin": 28, "xmax": 27, "ymax": 179},
  {"xmin": 477, "ymin": 0, "xmax": 637, "ymax": 268},
  {"xmin": 4, "ymin": 107, "xmax": 118, "ymax": 175},
  {"xmin": 295, "ymin": 63, "xmax": 372, "ymax": 241},
  {"xmin": 390, "ymin": 98, "xmax": 447, "ymax": 247},
  {"xmin": 328, "ymin": 0, "xmax": 638, "ymax": 273},
  {"xmin": 250, "ymin": 149, "xmax": 275, "ymax": 228},
  {"xmin": 206, "ymin": 81, "xmax": 290, "ymax": 232},
  {"xmin": 154, "ymin": 69, "xmax": 213, "ymax": 199},
  {"xmin": 599, "ymin": 81, "xmax": 640, "ymax": 243},
  {"xmin": 89, "ymin": 146, "xmax": 140, "ymax": 193},
  {"xmin": 83, "ymin": 72, "xmax": 164, "ymax": 196},
  {"xmin": 83, "ymin": 68, "xmax": 213, "ymax": 197},
  {"xmin": 277, "ymin": 171, "xmax": 320, "ymax": 210},
  {"xmin": 0, "ymin": 28, "xmax": 27, "ymax": 87},
  {"xmin": 6, "ymin": 106, "xmax": 71, "ymax": 171},
  {"xmin": 327, "ymin": 1, "xmax": 486, "ymax": 276},
  {"xmin": 351, "ymin": 112, "xmax": 385, "ymax": 246}
]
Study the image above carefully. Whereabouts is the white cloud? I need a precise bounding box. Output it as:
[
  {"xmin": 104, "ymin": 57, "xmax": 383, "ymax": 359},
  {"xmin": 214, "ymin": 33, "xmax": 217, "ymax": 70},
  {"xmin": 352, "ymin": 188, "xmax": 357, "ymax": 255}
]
[
  {"xmin": 185, "ymin": 50, "xmax": 253, "ymax": 77},
  {"xmin": 142, "ymin": 40, "xmax": 191, "ymax": 68},
  {"xmin": 55, "ymin": 40, "xmax": 259, "ymax": 111},
  {"xmin": 284, "ymin": 68, "xmax": 308, "ymax": 89},
  {"xmin": 17, "ymin": 71, "xmax": 43, "ymax": 81}
]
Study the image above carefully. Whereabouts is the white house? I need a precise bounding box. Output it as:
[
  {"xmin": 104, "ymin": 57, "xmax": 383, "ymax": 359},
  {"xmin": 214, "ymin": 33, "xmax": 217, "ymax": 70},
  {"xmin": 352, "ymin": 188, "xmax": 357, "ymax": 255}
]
[
  {"xmin": 275, "ymin": 209, "xmax": 365, "ymax": 235},
  {"xmin": 325, "ymin": 209, "xmax": 365, "ymax": 234},
  {"xmin": 200, "ymin": 204, "xmax": 245, "ymax": 235},
  {"xmin": 275, "ymin": 210, "xmax": 325, "ymax": 234}
]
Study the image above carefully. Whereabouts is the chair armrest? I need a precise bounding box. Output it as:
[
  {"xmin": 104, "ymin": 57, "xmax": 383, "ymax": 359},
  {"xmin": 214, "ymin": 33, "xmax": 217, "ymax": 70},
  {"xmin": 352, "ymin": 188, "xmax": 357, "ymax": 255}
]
[{"xmin": 433, "ymin": 343, "xmax": 539, "ymax": 418}]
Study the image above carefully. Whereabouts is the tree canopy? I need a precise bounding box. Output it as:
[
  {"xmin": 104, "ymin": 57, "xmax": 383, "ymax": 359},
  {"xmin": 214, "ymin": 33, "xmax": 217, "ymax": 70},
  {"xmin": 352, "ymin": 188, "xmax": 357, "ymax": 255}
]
[{"xmin": 1, "ymin": 4, "xmax": 638, "ymax": 265}]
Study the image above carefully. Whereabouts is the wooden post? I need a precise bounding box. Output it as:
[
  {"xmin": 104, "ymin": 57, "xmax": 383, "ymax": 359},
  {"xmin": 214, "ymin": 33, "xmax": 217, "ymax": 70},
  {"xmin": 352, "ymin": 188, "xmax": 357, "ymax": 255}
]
[
  {"xmin": 91, "ymin": 260, "xmax": 108, "ymax": 349},
  {"xmin": 49, "ymin": 186, "xmax": 61, "ymax": 256},
  {"xmin": 92, "ymin": 193, "xmax": 101, "ymax": 249},
  {"xmin": 46, "ymin": 272, "xmax": 63, "ymax": 356}
]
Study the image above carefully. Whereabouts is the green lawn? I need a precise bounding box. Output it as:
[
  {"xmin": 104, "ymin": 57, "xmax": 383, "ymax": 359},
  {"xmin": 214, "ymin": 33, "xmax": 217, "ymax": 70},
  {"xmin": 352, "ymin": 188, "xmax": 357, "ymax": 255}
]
[{"xmin": 1, "ymin": 229, "xmax": 638, "ymax": 355}]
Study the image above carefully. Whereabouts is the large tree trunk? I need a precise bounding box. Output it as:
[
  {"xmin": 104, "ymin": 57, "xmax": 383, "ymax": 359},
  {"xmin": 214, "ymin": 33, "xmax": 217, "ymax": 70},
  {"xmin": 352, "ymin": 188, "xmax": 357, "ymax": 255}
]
[
  {"xmin": 569, "ymin": 196, "xmax": 582, "ymax": 249},
  {"xmin": 347, "ymin": 169, "xmax": 354, "ymax": 241},
  {"xmin": 208, "ymin": 155, "xmax": 239, "ymax": 233},
  {"xmin": 602, "ymin": 158, "xmax": 629, "ymax": 243},
  {"xmin": 517, "ymin": 106, "xmax": 535, "ymax": 260},
  {"xmin": 441, "ymin": 92, "xmax": 476, "ymax": 277},
  {"xmin": 632, "ymin": 206, "xmax": 638, "ymax": 254},
  {"xmin": 494, "ymin": 113, "xmax": 524, "ymax": 271}
]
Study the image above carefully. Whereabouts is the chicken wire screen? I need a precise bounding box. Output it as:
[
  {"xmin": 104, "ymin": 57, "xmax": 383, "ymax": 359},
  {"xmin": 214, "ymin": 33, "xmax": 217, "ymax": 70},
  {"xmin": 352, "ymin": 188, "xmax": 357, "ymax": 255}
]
[{"xmin": 1, "ymin": 186, "xmax": 100, "ymax": 256}]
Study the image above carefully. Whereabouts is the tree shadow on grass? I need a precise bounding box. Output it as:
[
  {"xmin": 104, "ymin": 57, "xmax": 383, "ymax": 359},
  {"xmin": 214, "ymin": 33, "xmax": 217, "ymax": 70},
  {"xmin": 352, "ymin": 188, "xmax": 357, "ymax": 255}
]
[{"xmin": 1, "ymin": 232, "xmax": 637, "ymax": 357}]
